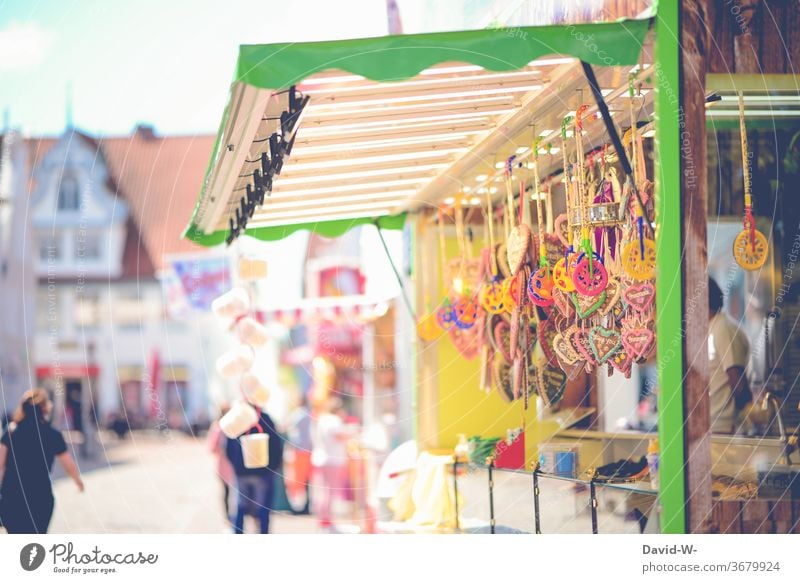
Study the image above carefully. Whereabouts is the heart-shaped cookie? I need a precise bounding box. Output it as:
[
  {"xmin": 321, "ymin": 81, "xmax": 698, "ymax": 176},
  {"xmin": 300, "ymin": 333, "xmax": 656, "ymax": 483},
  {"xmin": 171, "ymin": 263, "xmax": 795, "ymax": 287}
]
[
  {"xmin": 561, "ymin": 359, "xmax": 586, "ymax": 381},
  {"xmin": 536, "ymin": 360, "xmax": 568, "ymax": 409},
  {"xmin": 552, "ymin": 288, "xmax": 574, "ymax": 318},
  {"xmin": 598, "ymin": 278, "xmax": 621, "ymax": 316},
  {"xmin": 569, "ymin": 328, "xmax": 598, "ymax": 372},
  {"xmin": 496, "ymin": 243, "xmax": 512, "ymax": 278},
  {"xmin": 623, "ymin": 281, "xmax": 656, "ymax": 314},
  {"xmin": 553, "ymin": 331, "xmax": 580, "ymax": 366},
  {"xmin": 554, "ymin": 213, "xmax": 570, "ymax": 248},
  {"xmin": 537, "ymin": 317, "xmax": 559, "ymax": 366},
  {"xmin": 492, "ymin": 319, "xmax": 513, "ymax": 363},
  {"xmin": 506, "ymin": 224, "xmax": 532, "ymax": 275},
  {"xmin": 588, "ymin": 326, "xmax": 622, "ymax": 364},
  {"xmin": 609, "ymin": 347, "xmax": 633, "ymax": 378},
  {"xmin": 449, "ymin": 324, "xmax": 480, "ymax": 360},
  {"xmin": 492, "ymin": 357, "xmax": 514, "ymax": 403},
  {"xmin": 570, "ymin": 290, "xmax": 607, "ymax": 319},
  {"xmin": 621, "ymin": 326, "xmax": 655, "ymax": 361}
]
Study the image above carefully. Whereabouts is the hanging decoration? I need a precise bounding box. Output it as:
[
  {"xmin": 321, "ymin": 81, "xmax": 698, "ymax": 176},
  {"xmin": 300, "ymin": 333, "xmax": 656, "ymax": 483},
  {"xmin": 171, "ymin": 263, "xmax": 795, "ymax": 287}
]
[
  {"xmin": 527, "ymin": 137, "xmax": 555, "ymax": 308},
  {"xmin": 434, "ymin": 206, "xmax": 457, "ymax": 331},
  {"xmin": 733, "ymin": 92, "xmax": 769, "ymax": 271},
  {"xmin": 416, "ymin": 220, "xmax": 444, "ymax": 341}
]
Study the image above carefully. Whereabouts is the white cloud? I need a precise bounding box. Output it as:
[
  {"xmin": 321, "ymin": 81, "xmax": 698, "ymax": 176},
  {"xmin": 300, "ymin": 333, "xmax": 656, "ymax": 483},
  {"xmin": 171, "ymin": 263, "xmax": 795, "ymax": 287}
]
[{"xmin": 0, "ymin": 21, "xmax": 54, "ymax": 73}]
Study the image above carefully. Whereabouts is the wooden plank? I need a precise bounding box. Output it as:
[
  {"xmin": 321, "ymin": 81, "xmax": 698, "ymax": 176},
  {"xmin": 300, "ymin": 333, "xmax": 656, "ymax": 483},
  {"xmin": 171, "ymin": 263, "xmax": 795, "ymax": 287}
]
[
  {"xmin": 733, "ymin": 0, "xmax": 761, "ymax": 74},
  {"xmin": 769, "ymin": 501, "xmax": 793, "ymax": 534},
  {"xmin": 741, "ymin": 499, "xmax": 772, "ymax": 533},
  {"xmin": 717, "ymin": 500, "xmax": 744, "ymax": 534},
  {"xmin": 792, "ymin": 501, "xmax": 800, "ymax": 533},
  {"xmin": 681, "ymin": 0, "xmax": 714, "ymax": 534},
  {"xmin": 758, "ymin": 1, "xmax": 787, "ymax": 73},
  {"xmin": 785, "ymin": 0, "xmax": 800, "ymax": 73},
  {"xmin": 707, "ymin": 0, "xmax": 736, "ymax": 73}
]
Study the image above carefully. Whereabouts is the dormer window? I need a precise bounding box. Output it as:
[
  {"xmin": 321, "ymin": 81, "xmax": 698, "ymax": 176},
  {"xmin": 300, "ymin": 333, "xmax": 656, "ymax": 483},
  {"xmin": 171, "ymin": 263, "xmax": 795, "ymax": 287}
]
[{"xmin": 57, "ymin": 174, "xmax": 80, "ymax": 211}]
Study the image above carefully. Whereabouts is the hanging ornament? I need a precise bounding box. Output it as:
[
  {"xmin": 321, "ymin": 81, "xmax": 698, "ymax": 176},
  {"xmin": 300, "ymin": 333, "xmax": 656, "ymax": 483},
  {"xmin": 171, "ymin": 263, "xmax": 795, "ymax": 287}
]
[
  {"xmin": 621, "ymin": 237, "xmax": 656, "ymax": 281},
  {"xmin": 416, "ymin": 219, "xmax": 444, "ymax": 341},
  {"xmin": 479, "ymin": 189, "xmax": 507, "ymax": 314},
  {"xmin": 733, "ymin": 92, "xmax": 769, "ymax": 271},
  {"xmin": 435, "ymin": 300, "xmax": 457, "ymax": 331},
  {"xmin": 504, "ymin": 156, "xmax": 532, "ymax": 275},
  {"xmin": 527, "ymin": 137, "xmax": 555, "ymax": 308},
  {"xmin": 453, "ymin": 295, "xmax": 478, "ymax": 329},
  {"xmin": 572, "ymin": 252, "xmax": 609, "ymax": 296}
]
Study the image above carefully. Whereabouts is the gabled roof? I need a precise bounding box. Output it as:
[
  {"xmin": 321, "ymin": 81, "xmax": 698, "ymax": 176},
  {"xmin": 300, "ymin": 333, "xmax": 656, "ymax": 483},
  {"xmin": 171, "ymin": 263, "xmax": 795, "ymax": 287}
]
[{"xmin": 26, "ymin": 128, "xmax": 215, "ymax": 273}]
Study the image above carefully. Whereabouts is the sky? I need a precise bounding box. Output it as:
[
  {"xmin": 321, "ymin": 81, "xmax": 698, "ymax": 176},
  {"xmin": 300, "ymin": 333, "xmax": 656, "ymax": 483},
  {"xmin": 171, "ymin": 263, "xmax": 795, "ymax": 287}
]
[{"xmin": 0, "ymin": 0, "xmax": 394, "ymax": 137}]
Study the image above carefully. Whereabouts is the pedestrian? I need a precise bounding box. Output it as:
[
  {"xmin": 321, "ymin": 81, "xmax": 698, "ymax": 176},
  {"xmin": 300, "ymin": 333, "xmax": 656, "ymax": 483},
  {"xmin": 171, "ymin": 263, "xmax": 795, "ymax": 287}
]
[
  {"xmin": 284, "ymin": 395, "xmax": 313, "ymax": 514},
  {"xmin": 0, "ymin": 388, "xmax": 85, "ymax": 534},
  {"xmin": 707, "ymin": 277, "xmax": 752, "ymax": 433},
  {"xmin": 207, "ymin": 404, "xmax": 235, "ymax": 526},
  {"xmin": 311, "ymin": 396, "xmax": 351, "ymax": 532},
  {"xmin": 225, "ymin": 408, "xmax": 283, "ymax": 534}
]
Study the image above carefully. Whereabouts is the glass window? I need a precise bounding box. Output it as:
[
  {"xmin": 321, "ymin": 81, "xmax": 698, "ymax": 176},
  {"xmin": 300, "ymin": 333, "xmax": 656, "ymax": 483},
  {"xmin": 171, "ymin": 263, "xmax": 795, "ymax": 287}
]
[
  {"xmin": 39, "ymin": 236, "xmax": 61, "ymax": 261},
  {"xmin": 75, "ymin": 290, "xmax": 99, "ymax": 328},
  {"xmin": 57, "ymin": 175, "xmax": 80, "ymax": 211},
  {"xmin": 75, "ymin": 233, "xmax": 102, "ymax": 260}
]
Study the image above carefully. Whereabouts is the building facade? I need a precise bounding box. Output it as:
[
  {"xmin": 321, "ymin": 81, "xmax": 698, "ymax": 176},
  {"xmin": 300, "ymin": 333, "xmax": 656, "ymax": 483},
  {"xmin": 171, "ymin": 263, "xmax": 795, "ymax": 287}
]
[{"xmin": 26, "ymin": 127, "xmax": 216, "ymax": 436}]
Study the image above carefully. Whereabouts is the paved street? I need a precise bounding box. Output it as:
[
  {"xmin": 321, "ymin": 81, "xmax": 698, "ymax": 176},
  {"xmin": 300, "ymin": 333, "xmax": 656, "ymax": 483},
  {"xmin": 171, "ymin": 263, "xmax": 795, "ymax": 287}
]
[{"xmin": 49, "ymin": 431, "xmax": 321, "ymax": 534}]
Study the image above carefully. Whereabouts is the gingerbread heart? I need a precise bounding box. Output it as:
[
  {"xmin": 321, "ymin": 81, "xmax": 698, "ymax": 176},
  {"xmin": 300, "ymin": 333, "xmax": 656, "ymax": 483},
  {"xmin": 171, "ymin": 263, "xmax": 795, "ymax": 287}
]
[
  {"xmin": 551, "ymin": 288, "xmax": 573, "ymax": 319},
  {"xmin": 536, "ymin": 360, "xmax": 568, "ymax": 409},
  {"xmin": 623, "ymin": 281, "xmax": 656, "ymax": 314},
  {"xmin": 562, "ymin": 359, "xmax": 586, "ymax": 381},
  {"xmin": 492, "ymin": 319, "xmax": 513, "ymax": 363},
  {"xmin": 553, "ymin": 331, "xmax": 580, "ymax": 366},
  {"xmin": 598, "ymin": 278, "xmax": 621, "ymax": 316},
  {"xmin": 537, "ymin": 317, "xmax": 559, "ymax": 366},
  {"xmin": 449, "ymin": 324, "xmax": 480, "ymax": 360},
  {"xmin": 554, "ymin": 213, "xmax": 570, "ymax": 248},
  {"xmin": 609, "ymin": 346, "xmax": 633, "ymax": 378},
  {"xmin": 588, "ymin": 326, "xmax": 622, "ymax": 364},
  {"xmin": 506, "ymin": 224, "xmax": 532, "ymax": 276},
  {"xmin": 496, "ymin": 243, "xmax": 512, "ymax": 279},
  {"xmin": 621, "ymin": 326, "xmax": 655, "ymax": 361},
  {"xmin": 492, "ymin": 357, "xmax": 514, "ymax": 403},
  {"xmin": 570, "ymin": 290, "xmax": 607, "ymax": 319},
  {"xmin": 571, "ymin": 327, "xmax": 597, "ymax": 367}
]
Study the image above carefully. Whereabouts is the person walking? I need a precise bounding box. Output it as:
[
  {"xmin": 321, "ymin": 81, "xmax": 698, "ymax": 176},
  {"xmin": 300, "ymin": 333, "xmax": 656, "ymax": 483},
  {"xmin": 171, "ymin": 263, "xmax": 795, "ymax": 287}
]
[
  {"xmin": 225, "ymin": 408, "xmax": 283, "ymax": 534},
  {"xmin": 207, "ymin": 404, "xmax": 235, "ymax": 526},
  {"xmin": 0, "ymin": 389, "xmax": 84, "ymax": 534},
  {"xmin": 284, "ymin": 396, "xmax": 313, "ymax": 514},
  {"xmin": 707, "ymin": 278, "xmax": 752, "ymax": 433},
  {"xmin": 311, "ymin": 397, "xmax": 351, "ymax": 531}
]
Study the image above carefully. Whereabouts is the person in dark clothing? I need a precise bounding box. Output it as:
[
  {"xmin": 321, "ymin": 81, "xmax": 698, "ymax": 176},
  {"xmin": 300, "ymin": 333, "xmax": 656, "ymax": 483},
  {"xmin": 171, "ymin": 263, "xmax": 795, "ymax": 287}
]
[
  {"xmin": 0, "ymin": 389, "xmax": 84, "ymax": 533},
  {"xmin": 225, "ymin": 409, "xmax": 283, "ymax": 534}
]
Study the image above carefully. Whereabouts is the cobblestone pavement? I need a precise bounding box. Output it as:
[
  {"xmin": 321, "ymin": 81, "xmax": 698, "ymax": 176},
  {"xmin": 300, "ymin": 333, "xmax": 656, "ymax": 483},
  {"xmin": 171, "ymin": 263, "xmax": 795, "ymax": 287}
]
[{"xmin": 48, "ymin": 431, "xmax": 323, "ymax": 534}]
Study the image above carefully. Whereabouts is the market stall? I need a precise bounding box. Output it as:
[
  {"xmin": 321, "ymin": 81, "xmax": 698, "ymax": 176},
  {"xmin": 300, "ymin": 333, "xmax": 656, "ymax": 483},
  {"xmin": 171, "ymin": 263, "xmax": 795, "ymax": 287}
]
[{"xmin": 184, "ymin": 3, "xmax": 800, "ymax": 533}]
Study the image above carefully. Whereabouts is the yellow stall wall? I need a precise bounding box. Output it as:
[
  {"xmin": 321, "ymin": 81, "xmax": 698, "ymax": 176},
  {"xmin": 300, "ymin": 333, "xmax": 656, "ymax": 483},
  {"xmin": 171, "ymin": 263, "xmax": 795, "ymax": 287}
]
[{"xmin": 414, "ymin": 216, "xmax": 560, "ymax": 464}]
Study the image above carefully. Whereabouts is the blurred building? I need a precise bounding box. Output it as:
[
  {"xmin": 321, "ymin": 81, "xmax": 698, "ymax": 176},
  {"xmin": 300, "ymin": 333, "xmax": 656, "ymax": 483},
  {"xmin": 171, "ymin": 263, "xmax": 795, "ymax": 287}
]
[
  {"xmin": 0, "ymin": 130, "xmax": 36, "ymax": 420},
  {"xmin": 25, "ymin": 125, "xmax": 216, "ymax": 432}
]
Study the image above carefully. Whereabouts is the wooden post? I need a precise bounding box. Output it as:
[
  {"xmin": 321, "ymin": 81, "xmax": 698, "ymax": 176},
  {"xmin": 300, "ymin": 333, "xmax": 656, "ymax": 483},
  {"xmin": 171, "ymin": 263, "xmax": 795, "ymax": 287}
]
[{"xmin": 680, "ymin": 0, "xmax": 713, "ymax": 533}]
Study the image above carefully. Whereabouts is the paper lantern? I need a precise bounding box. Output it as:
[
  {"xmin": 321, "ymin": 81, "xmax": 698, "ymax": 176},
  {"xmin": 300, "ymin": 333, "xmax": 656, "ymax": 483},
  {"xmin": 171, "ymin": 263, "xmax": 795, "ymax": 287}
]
[
  {"xmin": 236, "ymin": 316, "xmax": 269, "ymax": 347},
  {"xmin": 216, "ymin": 345, "xmax": 255, "ymax": 378},
  {"xmin": 211, "ymin": 287, "xmax": 250, "ymax": 320}
]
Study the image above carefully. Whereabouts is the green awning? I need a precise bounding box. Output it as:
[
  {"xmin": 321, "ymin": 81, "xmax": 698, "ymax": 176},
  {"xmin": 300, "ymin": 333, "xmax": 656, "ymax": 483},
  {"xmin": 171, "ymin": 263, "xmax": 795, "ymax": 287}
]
[{"xmin": 183, "ymin": 18, "xmax": 651, "ymax": 246}]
